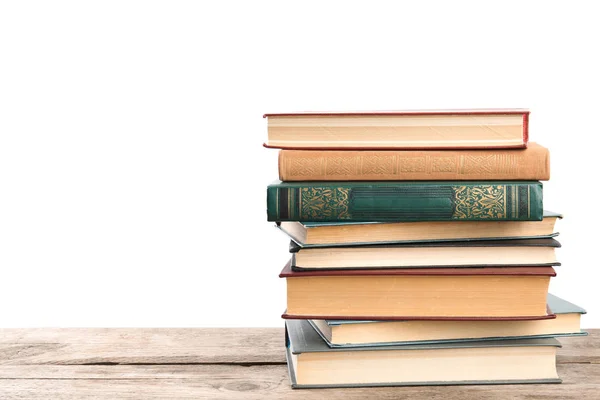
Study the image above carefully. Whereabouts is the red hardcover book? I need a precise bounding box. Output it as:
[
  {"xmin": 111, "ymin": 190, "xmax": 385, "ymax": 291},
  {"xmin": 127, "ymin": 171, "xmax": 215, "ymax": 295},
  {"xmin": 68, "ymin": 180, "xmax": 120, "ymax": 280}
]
[
  {"xmin": 264, "ymin": 109, "xmax": 529, "ymax": 150},
  {"xmin": 279, "ymin": 260, "xmax": 555, "ymax": 321}
]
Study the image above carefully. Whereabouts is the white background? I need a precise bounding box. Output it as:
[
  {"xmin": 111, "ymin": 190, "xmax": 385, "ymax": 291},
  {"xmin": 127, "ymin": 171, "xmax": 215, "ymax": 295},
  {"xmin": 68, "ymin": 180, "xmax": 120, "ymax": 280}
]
[{"xmin": 0, "ymin": 1, "xmax": 598, "ymax": 327}]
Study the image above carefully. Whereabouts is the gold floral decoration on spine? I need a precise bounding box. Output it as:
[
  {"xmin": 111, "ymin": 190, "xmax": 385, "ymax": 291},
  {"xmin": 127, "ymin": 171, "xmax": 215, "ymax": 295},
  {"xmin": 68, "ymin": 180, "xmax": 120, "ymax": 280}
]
[
  {"xmin": 452, "ymin": 185, "xmax": 506, "ymax": 219},
  {"xmin": 300, "ymin": 187, "xmax": 351, "ymax": 220}
]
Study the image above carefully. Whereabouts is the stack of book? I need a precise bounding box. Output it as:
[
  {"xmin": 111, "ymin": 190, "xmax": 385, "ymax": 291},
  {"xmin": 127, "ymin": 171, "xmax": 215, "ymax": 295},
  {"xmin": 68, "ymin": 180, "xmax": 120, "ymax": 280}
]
[{"xmin": 263, "ymin": 109, "xmax": 586, "ymax": 388}]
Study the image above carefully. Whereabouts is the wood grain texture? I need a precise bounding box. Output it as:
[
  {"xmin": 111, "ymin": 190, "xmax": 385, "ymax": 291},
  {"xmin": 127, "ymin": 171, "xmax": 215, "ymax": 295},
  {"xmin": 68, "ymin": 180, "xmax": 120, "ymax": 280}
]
[
  {"xmin": 0, "ymin": 328, "xmax": 284, "ymax": 364},
  {"xmin": 0, "ymin": 328, "xmax": 596, "ymax": 399}
]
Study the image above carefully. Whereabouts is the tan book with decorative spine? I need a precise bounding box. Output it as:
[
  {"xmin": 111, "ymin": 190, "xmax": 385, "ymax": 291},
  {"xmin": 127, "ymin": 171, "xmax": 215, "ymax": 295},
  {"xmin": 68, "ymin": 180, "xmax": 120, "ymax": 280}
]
[{"xmin": 278, "ymin": 142, "xmax": 549, "ymax": 181}]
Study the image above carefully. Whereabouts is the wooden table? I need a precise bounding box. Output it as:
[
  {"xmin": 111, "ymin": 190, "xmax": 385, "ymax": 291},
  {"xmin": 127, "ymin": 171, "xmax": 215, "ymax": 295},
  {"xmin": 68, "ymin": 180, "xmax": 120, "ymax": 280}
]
[{"xmin": 0, "ymin": 328, "xmax": 597, "ymax": 399}]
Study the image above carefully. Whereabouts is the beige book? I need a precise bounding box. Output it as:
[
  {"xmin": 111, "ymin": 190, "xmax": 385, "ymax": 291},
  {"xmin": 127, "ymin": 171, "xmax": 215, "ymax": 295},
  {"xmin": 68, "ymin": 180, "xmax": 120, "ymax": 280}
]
[
  {"xmin": 291, "ymin": 238, "xmax": 560, "ymax": 270},
  {"xmin": 278, "ymin": 142, "xmax": 549, "ymax": 181},
  {"xmin": 286, "ymin": 320, "xmax": 561, "ymax": 388},
  {"xmin": 280, "ymin": 262, "xmax": 555, "ymax": 319},
  {"xmin": 264, "ymin": 109, "xmax": 529, "ymax": 149},
  {"xmin": 310, "ymin": 294, "xmax": 585, "ymax": 346},
  {"xmin": 279, "ymin": 211, "xmax": 560, "ymax": 247}
]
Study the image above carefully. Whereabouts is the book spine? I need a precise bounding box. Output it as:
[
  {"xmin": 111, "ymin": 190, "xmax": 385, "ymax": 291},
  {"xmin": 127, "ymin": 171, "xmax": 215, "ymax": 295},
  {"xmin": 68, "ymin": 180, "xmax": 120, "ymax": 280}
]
[
  {"xmin": 267, "ymin": 182, "xmax": 543, "ymax": 222},
  {"xmin": 278, "ymin": 146, "xmax": 549, "ymax": 181}
]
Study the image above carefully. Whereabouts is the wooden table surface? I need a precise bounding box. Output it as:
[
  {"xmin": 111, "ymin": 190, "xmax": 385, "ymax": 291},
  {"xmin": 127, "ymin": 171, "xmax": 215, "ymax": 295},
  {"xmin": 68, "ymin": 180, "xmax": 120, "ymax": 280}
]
[{"xmin": 0, "ymin": 328, "xmax": 597, "ymax": 399}]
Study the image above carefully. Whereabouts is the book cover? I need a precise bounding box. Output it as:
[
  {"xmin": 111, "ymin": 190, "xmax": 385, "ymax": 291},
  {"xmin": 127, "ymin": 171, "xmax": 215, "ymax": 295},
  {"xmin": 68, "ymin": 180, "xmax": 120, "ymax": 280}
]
[
  {"xmin": 265, "ymin": 109, "xmax": 529, "ymax": 150},
  {"xmin": 267, "ymin": 180, "xmax": 543, "ymax": 222},
  {"xmin": 310, "ymin": 293, "xmax": 587, "ymax": 348},
  {"xmin": 285, "ymin": 320, "xmax": 561, "ymax": 388},
  {"xmin": 289, "ymin": 238, "xmax": 561, "ymax": 270},
  {"xmin": 279, "ymin": 142, "xmax": 549, "ymax": 181},
  {"xmin": 287, "ymin": 320, "xmax": 561, "ymax": 354},
  {"xmin": 280, "ymin": 260, "xmax": 558, "ymax": 279},
  {"xmin": 277, "ymin": 210, "xmax": 562, "ymax": 248},
  {"xmin": 546, "ymin": 293, "xmax": 587, "ymax": 315},
  {"xmin": 280, "ymin": 261, "xmax": 557, "ymax": 321},
  {"xmin": 289, "ymin": 237, "xmax": 561, "ymax": 252}
]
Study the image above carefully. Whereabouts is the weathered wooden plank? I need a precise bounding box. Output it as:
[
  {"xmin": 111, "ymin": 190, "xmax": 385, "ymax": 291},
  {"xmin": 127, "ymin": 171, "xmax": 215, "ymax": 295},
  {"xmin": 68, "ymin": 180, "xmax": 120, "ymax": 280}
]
[
  {"xmin": 0, "ymin": 328, "xmax": 284, "ymax": 345},
  {"xmin": 0, "ymin": 329, "xmax": 596, "ymax": 365},
  {"xmin": 0, "ymin": 363, "xmax": 596, "ymax": 381},
  {"xmin": 0, "ymin": 328, "xmax": 285, "ymax": 365},
  {"xmin": 557, "ymin": 330, "xmax": 600, "ymax": 363},
  {"xmin": 0, "ymin": 364, "xmax": 597, "ymax": 400},
  {"xmin": 0, "ymin": 329, "xmax": 596, "ymax": 399}
]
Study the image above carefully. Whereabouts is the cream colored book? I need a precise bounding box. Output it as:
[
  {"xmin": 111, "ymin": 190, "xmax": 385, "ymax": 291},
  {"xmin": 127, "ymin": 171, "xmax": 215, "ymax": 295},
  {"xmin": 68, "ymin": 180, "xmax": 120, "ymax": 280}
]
[
  {"xmin": 280, "ymin": 261, "xmax": 556, "ymax": 319},
  {"xmin": 286, "ymin": 320, "xmax": 561, "ymax": 388},
  {"xmin": 309, "ymin": 294, "xmax": 586, "ymax": 347},
  {"xmin": 278, "ymin": 211, "xmax": 561, "ymax": 248},
  {"xmin": 264, "ymin": 109, "xmax": 529, "ymax": 150},
  {"xmin": 290, "ymin": 238, "xmax": 560, "ymax": 270}
]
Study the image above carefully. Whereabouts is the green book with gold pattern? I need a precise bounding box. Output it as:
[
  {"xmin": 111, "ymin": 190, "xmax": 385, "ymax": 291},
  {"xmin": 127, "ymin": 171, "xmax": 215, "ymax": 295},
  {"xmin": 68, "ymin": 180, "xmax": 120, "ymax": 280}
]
[{"xmin": 267, "ymin": 180, "xmax": 543, "ymax": 222}]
